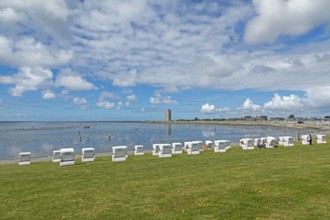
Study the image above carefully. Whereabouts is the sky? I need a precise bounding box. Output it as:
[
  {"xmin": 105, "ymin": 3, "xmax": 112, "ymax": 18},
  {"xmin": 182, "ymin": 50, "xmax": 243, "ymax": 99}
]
[{"xmin": 0, "ymin": 0, "xmax": 330, "ymax": 121}]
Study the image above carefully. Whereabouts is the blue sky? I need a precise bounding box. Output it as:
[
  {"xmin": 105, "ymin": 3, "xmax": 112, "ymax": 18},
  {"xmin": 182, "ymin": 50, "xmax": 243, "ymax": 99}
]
[{"xmin": 0, "ymin": 0, "xmax": 330, "ymax": 121}]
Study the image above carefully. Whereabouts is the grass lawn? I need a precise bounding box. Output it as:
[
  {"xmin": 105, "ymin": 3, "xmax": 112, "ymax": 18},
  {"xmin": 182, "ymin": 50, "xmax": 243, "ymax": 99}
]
[{"xmin": 1, "ymin": 138, "xmax": 330, "ymax": 219}]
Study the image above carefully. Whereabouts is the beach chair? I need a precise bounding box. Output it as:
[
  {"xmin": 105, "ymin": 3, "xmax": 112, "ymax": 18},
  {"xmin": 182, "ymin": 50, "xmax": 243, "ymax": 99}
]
[
  {"xmin": 240, "ymin": 138, "xmax": 254, "ymax": 150},
  {"xmin": 194, "ymin": 141, "xmax": 204, "ymax": 152},
  {"xmin": 184, "ymin": 141, "xmax": 190, "ymax": 152},
  {"xmin": 82, "ymin": 147, "xmax": 95, "ymax": 162},
  {"xmin": 19, "ymin": 152, "xmax": 31, "ymax": 165},
  {"xmin": 186, "ymin": 141, "xmax": 200, "ymax": 155},
  {"xmin": 260, "ymin": 137, "xmax": 267, "ymax": 144},
  {"xmin": 60, "ymin": 148, "xmax": 75, "ymax": 166},
  {"xmin": 159, "ymin": 144, "xmax": 172, "ymax": 158},
  {"xmin": 316, "ymin": 135, "xmax": 326, "ymax": 144},
  {"xmin": 254, "ymin": 138, "xmax": 260, "ymax": 147},
  {"xmin": 301, "ymin": 135, "xmax": 309, "ymax": 145},
  {"xmin": 214, "ymin": 140, "xmax": 230, "ymax": 152},
  {"xmin": 134, "ymin": 145, "xmax": 144, "ymax": 155},
  {"xmin": 112, "ymin": 146, "xmax": 127, "ymax": 162},
  {"xmin": 172, "ymin": 142, "xmax": 183, "ymax": 154},
  {"xmin": 152, "ymin": 144, "xmax": 161, "ymax": 156},
  {"xmin": 52, "ymin": 150, "xmax": 61, "ymax": 162},
  {"xmin": 266, "ymin": 137, "xmax": 277, "ymax": 148},
  {"xmin": 278, "ymin": 136, "xmax": 285, "ymax": 145},
  {"xmin": 205, "ymin": 140, "xmax": 214, "ymax": 150},
  {"xmin": 283, "ymin": 136, "xmax": 294, "ymax": 146}
]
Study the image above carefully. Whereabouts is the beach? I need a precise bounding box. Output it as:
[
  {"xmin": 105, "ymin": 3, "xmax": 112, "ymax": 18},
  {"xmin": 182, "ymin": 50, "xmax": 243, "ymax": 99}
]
[{"xmin": 0, "ymin": 121, "xmax": 327, "ymax": 164}]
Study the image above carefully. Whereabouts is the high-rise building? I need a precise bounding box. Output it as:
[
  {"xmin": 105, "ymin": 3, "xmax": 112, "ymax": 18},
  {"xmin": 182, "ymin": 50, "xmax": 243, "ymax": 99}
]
[{"xmin": 165, "ymin": 109, "xmax": 171, "ymax": 122}]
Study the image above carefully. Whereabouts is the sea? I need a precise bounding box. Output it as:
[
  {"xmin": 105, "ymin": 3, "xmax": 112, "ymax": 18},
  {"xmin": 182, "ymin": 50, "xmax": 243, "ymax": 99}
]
[{"xmin": 0, "ymin": 121, "xmax": 316, "ymax": 160}]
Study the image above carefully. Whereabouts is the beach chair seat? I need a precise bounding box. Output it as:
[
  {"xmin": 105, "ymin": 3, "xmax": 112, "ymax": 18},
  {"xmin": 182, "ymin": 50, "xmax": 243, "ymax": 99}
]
[
  {"xmin": 152, "ymin": 144, "xmax": 160, "ymax": 156},
  {"xmin": 19, "ymin": 152, "xmax": 31, "ymax": 165},
  {"xmin": 159, "ymin": 144, "xmax": 172, "ymax": 158},
  {"xmin": 60, "ymin": 148, "xmax": 75, "ymax": 166},
  {"xmin": 172, "ymin": 143, "xmax": 183, "ymax": 154},
  {"xmin": 52, "ymin": 150, "xmax": 61, "ymax": 162},
  {"xmin": 240, "ymin": 138, "xmax": 254, "ymax": 150},
  {"xmin": 278, "ymin": 136, "xmax": 285, "ymax": 145},
  {"xmin": 112, "ymin": 146, "xmax": 127, "ymax": 162},
  {"xmin": 254, "ymin": 138, "xmax": 260, "ymax": 147},
  {"xmin": 283, "ymin": 136, "xmax": 294, "ymax": 146},
  {"xmin": 82, "ymin": 147, "xmax": 95, "ymax": 162},
  {"xmin": 214, "ymin": 140, "xmax": 230, "ymax": 152},
  {"xmin": 266, "ymin": 137, "xmax": 277, "ymax": 148},
  {"xmin": 134, "ymin": 145, "xmax": 144, "ymax": 155},
  {"xmin": 194, "ymin": 141, "xmax": 204, "ymax": 152},
  {"xmin": 301, "ymin": 135, "xmax": 309, "ymax": 145},
  {"xmin": 316, "ymin": 135, "xmax": 326, "ymax": 144},
  {"xmin": 205, "ymin": 140, "xmax": 214, "ymax": 150},
  {"xmin": 186, "ymin": 141, "xmax": 200, "ymax": 155}
]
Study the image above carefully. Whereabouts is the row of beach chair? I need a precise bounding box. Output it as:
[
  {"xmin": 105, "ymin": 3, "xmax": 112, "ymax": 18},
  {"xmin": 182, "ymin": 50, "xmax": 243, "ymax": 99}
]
[
  {"xmin": 17, "ymin": 134, "xmax": 327, "ymax": 166},
  {"xmin": 240, "ymin": 134, "xmax": 326, "ymax": 150}
]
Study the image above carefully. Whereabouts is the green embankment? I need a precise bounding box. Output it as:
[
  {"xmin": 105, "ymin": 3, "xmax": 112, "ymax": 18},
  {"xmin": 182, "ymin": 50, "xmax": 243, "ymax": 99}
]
[{"xmin": 1, "ymin": 138, "xmax": 330, "ymax": 219}]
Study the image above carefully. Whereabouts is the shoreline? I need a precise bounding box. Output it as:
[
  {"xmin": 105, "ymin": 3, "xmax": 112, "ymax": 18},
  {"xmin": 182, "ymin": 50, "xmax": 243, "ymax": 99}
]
[
  {"xmin": 147, "ymin": 120, "xmax": 330, "ymax": 132},
  {"xmin": 1, "ymin": 121, "xmax": 329, "ymax": 165}
]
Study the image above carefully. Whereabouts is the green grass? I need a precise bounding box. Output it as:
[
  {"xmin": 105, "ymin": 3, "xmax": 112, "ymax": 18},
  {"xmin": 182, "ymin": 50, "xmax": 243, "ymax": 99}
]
[{"xmin": 1, "ymin": 138, "xmax": 330, "ymax": 219}]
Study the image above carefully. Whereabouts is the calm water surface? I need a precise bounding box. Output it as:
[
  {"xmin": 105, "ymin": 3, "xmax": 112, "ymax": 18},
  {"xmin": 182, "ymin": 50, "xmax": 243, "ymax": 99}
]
[{"xmin": 0, "ymin": 121, "xmax": 315, "ymax": 160}]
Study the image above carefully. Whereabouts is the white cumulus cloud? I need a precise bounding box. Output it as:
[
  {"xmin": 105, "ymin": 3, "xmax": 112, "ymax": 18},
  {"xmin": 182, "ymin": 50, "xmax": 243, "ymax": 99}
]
[
  {"xmin": 0, "ymin": 36, "xmax": 72, "ymax": 67},
  {"xmin": 264, "ymin": 93, "xmax": 304, "ymax": 110},
  {"xmin": 112, "ymin": 70, "xmax": 137, "ymax": 87},
  {"xmin": 55, "ymin": 69, "xmax": 96, "ymax": 91},
  {"xmin": 126, "ymin": 94, "xmax": 137, "ymax": 106},
  {"xmin": 0, "ymin": 67, "xmax": 53, "ymax": 96},
  {"xmin": 200, "ymin": 103, "xmax": 229, "ymax": 114},
  {"xmin": 201, "ymin": 103, "xmax": 217, "ymax": 114},
  {"xmin": 0, "ymin": 0, "xmax": 72, "ymax": 44},
  {"xmin": 73, "ymin": 97, "xmax": 87, "ymax": 105},
  {"xmin": 305, "ymin": 86, "xmax": 330, "ymax": 107},
  {"xmin": 42, "ymin": 90, "xmax": 56, "ymax": 99},
  {"xmin": 245, "ymin": 0, "xmax": 330, "ymax": 44},
  {"xmin": 242, "ymin": 98, "xmax": 261, "ymax": 111},
  {"xmin": 96, "ymin": 100, "xmax": 115, "ymax": 109},
  {"xmin": 150, "ymin": 93, "xmax": 177, "ymax": 106}
]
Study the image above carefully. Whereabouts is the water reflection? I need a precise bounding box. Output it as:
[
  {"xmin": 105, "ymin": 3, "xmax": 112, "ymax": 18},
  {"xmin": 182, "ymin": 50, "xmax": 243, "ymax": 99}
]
[
  {"xmin": 0, "ymin": 121, "xmax": 317, "ymax": 160},
  {"xmin": 166, "ymin": 123, "xmax": 171, "ymax": 136}
]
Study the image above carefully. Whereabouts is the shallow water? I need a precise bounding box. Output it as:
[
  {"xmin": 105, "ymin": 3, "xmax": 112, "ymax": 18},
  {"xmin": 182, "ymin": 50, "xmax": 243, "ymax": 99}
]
[{"xmin": 0, "ymin": 121, "xmax": 315, "ymax": 160}]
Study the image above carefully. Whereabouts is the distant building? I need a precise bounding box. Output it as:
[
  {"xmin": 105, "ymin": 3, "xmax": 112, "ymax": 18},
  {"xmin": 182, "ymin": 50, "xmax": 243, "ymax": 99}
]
[
  {"xmin": 165, "ymin": 109, "xmax": 171, "ymax": 122},
  {"xmin": 241, "ymin": 115, "xmax": 252, "ymax": 120},
  {"xmin": 270, "ymin": 117, "xmax": 285, "ymax": 121},
  {"xmin": 256, "ymin": 115, "xmax": 268, "ymax": 121}
]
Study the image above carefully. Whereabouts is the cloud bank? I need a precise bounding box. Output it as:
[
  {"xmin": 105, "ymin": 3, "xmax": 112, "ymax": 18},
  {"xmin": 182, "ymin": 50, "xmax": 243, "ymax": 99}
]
[{"xmin": 0, "ymin": 0, "xmax": 330, "ymax": 119}]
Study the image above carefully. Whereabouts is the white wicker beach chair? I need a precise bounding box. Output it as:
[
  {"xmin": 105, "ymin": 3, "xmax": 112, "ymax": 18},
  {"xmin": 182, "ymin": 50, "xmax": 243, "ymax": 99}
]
[
  {"xmin": 214, "ymin": 140, "xmax": 230, "ymax": 152},
  {"xmin": 240, "ymin": 138, "xmax": 254, "ymax": 150},
  {"xmin": 316, "ymin": 135, "xmax": 326, "ymax": 144},
  {"xmin": 159, "ymin": 144, "xmax": 172, "ymax": 158},
  {"xmin": 52, "ymin": 150, "xmax": 61, "ymax": 162},
  {"xmin": 60, "ymin": 148, "xmax": 75, "ymax": 166},
  {"xmin": 172, "ymin": 143, "xmax": 183, "ymax": 154},
  {"xmin": 82, "ymin": 147, "xmax": 95, "ymax": 162},
  {"xmin": 112, "ymin": 146, "xmax": 127, "ymax": 162},
  {"xmin": 19, "ymin": 152, "xmax": 31, "ymax": 165},
  {"xmin": 134, "ymin": 145, "xmax": 144, "ymax": 155}
]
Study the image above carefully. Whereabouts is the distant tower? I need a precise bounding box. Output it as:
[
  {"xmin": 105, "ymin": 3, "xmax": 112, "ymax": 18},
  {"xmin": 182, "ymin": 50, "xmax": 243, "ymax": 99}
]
[{"xmin": 165, "ymin": 109, "xmax": 171, "ymax": 122}]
